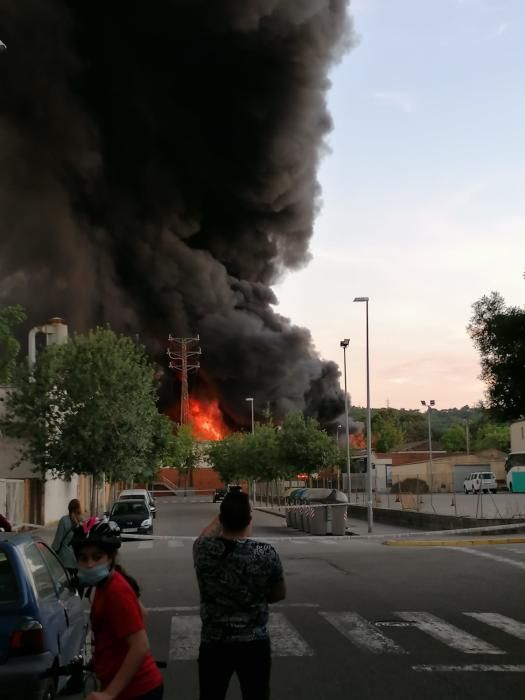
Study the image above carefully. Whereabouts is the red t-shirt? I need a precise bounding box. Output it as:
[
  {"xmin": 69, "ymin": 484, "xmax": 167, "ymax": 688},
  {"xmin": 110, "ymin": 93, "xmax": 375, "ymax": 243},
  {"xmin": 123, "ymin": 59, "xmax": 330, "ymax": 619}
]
[{"xmin": 91, "ymin": 570, "xmax": 162, "ymax": 700}]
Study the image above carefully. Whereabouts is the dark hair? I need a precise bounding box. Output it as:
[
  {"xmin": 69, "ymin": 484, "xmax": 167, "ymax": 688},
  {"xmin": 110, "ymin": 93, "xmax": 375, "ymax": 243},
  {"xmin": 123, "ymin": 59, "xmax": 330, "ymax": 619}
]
[
  {"xmin": 68, "ymin": 499, "xmax": 81, "ymax": 515},
  {"xmin": 114, "ymin": 563, "xmax": 141, "ymax": 598},
  {"xmin": 219, "ymin": 492, "xmax": 251, "ymax": 533}
]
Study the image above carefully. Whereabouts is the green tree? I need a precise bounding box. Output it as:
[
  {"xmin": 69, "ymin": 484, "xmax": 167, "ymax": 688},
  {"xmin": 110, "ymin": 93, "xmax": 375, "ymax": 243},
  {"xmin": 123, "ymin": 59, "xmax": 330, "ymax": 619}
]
[
  {"xmin": 207, "ymin": 432, "xmax": 249, "ymax": 484},
  {"xmin": 0, "ymin": 305, "xmax": 26, "ymax": 384},
  {"xmin": 244, "ymin": 424, "xmax": 282, "ymax": 481},
  {"xmin": 165, "ymin": 423, "xmax": 202, "ymax": 487},
  {"xmin": 372, "ymin": 409, "xmax": 405, "ymax": 452},
  {"xmin": 472, "ymin": 423, "xmax": 510, "ymax": 452},
  {"xmin": 278, "ymin": 412, "xmax": 339, "ymax": 477},
  {"xmin": 468, "ymin": 292, "xmax": 525, "ymax": 421},
  {"xmin": 441, "ymin": 423, "xmax": 467, "ymax": 452},
  {"xmin": 2, "ymin": 328, "xmax": 172, "ymax": 507}
]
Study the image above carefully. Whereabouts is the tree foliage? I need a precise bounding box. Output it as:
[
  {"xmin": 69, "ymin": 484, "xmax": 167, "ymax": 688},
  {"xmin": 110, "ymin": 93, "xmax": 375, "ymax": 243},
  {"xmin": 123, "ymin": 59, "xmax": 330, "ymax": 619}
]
[
  {"xmin": 2, "ymin": 327, "xmax": 172, "ymax": 484},
  {"xmin": 371, "ymin": 409, "xmax": 405, "ymax": 452},
  {"xmin": 472, "ymin": 423, "xmax": 510, "ymax": 452},
  {"xmin": 441, "ymin": 423, "xmax": 467, "ymax": 452},
  {"xmin": 0, "ymin": 305, "xmax": 26, "ymax": 384},
  {"xmin": 469, "ymin": 292, "xmax": 525, "ymax": 421},
  {"xmin": 207, "ymin": 412, "xmax": 338, "ymax": 483}
]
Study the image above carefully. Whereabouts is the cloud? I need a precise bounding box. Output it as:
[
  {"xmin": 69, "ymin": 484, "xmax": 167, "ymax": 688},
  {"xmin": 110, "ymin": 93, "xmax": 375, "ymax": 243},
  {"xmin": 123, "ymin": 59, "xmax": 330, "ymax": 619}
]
[{"xmin": 373, "ymin": 90, "xmax": 415, "ymax": 114}]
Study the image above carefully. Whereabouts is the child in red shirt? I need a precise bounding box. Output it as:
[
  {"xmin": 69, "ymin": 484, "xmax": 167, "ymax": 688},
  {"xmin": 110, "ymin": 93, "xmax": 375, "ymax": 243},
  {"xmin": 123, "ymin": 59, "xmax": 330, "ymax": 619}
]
[{"xmin": 72, "ymin": 517, "xmax": 163, "ymax": 700}]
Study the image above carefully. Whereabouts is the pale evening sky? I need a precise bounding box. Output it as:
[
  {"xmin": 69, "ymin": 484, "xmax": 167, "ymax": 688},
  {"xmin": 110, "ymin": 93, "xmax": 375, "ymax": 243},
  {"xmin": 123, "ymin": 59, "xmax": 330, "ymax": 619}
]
[{"xmin": 275, "ymin": 0, "xmax": 525, "ymax": 411}]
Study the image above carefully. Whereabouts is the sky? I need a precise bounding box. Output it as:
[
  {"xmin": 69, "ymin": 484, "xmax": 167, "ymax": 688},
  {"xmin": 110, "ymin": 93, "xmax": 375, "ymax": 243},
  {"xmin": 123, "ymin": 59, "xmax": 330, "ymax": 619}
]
[{"xmin": 274, "ymin": 0, "xmax": 525, "ymax": 411}]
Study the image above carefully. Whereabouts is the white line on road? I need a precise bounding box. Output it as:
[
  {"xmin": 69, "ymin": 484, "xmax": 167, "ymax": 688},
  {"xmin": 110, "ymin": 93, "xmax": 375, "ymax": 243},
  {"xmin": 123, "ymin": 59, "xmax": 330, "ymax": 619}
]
[
  {"xmin": 413, "ymin": 665, "xmax": 525, "ymax": 673},
  {"xmin": 450, "ymin": 547, "xmax": 525, "ymax": 572},
  {"xmin": 396, "ymin": 612, "xmax": 504, "ymax": 655},
  {"xmin": 168, "ymin": 613, "xmax": 314, "ymax": 661},
  {"xmin": 320, "ymin": 612, "xmax": 407, "ymax": 654},
  {"xmin": 465, "ymin": 613, "xmax": 525, "ymax": 641},
  {"xmin": 169, "ymin": 616, "xmax": 201, "ymax": 661},
  {"xmin": 168, "ymin": 540, "xmax": 183, "ymax": 548},
  {"xmin": 268, "ymin": 612, "xmax": 314, "ymax": 657},
  {"xmin": 146, "ymin": 603, "xmax": 319, "ymax": 613},
  {"xmin": 138, "ymin": 541, "xmax": 153, "ymax": 550}
]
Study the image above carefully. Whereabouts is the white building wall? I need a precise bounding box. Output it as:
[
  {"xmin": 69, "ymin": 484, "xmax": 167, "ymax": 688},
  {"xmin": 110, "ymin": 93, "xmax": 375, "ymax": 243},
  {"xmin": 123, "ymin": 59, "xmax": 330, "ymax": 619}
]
[
  {"xmin": 511, "ymin": 420, "xmax": 525, "ymax": 453},
  {"xmin": 44, "ymin": 474, "xmax": 79, "ymax": 525}
]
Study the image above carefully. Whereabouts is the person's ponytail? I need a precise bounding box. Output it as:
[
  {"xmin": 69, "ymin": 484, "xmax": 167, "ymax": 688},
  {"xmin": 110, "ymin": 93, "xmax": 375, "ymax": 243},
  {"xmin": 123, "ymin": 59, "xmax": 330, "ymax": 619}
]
[{"xmin": 114, "ymin": 563, "xmax": 141, "ymax": 598}]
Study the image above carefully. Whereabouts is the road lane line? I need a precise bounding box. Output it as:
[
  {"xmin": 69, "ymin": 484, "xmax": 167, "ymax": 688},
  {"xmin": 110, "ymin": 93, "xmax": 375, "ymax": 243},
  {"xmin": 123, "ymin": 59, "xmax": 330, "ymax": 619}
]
[
  {"xmin": 450, "ymin": 547, "xmax": 525, "ymax": 572},
  {"xmin": 168, "ymin": 540, "xmax": 183, "ymax": 548},
  {"xmin": 268, "ymin": 612, "xmax": 314, "ymax": 656},
  {"xmin": 169, "ymin": 616, "xmax": 201, "ymax": 661},
  {"xmin": 413, "ymin": 665, "xmax": 525, "ymax": 673},
  {"xmin": 396, "ymin": 612, "xmax": 504, "ymax": 654},
  {"xmin": 320, "ymin": 612, "xmax": 406, "ymax": 654},
  {"xmin": 465, "ymin": 613, "xmax": 525, "ymax": 641},
  {"xmin": 138, "ymin": 541, "xmax": 153, "ymax": 550}
]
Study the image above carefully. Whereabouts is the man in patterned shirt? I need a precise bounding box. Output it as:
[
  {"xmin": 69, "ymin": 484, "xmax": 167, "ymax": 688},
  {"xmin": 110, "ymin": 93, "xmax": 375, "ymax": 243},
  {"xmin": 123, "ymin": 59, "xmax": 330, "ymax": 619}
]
[{"xmin": 193, "ymin": 490, "xmax": 286, "ymax": 700}]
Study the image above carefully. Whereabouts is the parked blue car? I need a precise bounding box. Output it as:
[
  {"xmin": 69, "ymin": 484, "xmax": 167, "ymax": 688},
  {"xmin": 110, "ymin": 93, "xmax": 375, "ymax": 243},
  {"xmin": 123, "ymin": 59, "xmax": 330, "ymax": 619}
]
[{"xmin": 0, "ymin": 532, "xmax": 87, "ymax": 699}]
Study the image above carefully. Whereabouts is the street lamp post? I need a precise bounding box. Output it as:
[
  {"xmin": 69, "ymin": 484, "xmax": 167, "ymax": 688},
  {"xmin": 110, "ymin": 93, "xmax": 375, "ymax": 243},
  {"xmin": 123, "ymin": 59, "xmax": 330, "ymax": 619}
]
[
  {"xmin": 245, "ymin": 398, "xmax": 255, "ymax": 502},
  {"xmin": 421, "ymin": 400, "xmax": 436, "ymax": 508},
  {"xmin": 353, "ymin": 297, "xmax": 373, "ymax": 533},
  {"xmin": 336, "ymin": 424, "xmax": 343, "ymax": 490},
  {"xmin": 340, "ymin": 340, "xmax": 352, "ymax": 502}
]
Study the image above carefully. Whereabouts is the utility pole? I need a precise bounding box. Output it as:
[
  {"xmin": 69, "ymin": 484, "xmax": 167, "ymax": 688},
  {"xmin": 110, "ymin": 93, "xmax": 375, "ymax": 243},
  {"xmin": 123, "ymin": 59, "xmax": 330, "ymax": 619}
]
[{"xmin": 167, "ymin": 335, "xmax": 201, "ymax": 425}]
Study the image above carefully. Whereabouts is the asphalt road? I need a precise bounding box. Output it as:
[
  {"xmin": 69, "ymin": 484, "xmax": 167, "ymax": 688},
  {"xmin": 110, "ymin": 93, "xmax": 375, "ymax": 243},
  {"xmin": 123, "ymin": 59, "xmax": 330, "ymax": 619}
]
[{"xmin": 110, "ymin": 500, "xmax": 525, "ymax": 699}]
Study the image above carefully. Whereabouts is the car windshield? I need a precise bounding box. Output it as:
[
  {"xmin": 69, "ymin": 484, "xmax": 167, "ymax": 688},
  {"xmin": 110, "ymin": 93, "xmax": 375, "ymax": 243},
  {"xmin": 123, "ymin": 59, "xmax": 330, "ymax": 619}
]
[
  {"xmin": 481, "ymin": 473, "xmax": 494, "ymax": 479},
  {"xmin": 111, "ymin": 502, "xmax": 148, "ymax": 517},
  {"xmin": 0, "ymin": 550, "xmax": 19, "ymax": 603},
  {"xmin": 120, "ymin": 494, "xmax": 146, "ymax": 501}
]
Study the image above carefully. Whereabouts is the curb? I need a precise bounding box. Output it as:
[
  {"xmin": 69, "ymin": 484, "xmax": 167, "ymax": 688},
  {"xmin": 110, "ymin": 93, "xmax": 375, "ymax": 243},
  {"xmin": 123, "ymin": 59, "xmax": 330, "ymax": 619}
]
[
  {"xmin": 255, "ymin": 507, "xmax": 286, "ymax": 520},
  {"xmin": 384, "ymin": 537, "xmax": 525, "ymax": 548}
]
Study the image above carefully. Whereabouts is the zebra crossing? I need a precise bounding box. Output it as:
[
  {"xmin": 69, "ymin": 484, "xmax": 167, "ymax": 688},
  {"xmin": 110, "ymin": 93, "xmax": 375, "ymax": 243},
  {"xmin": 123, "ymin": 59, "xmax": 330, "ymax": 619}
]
[{"xmin": 161, "ymin": 608, "xmax": 525, "ymax": 669}]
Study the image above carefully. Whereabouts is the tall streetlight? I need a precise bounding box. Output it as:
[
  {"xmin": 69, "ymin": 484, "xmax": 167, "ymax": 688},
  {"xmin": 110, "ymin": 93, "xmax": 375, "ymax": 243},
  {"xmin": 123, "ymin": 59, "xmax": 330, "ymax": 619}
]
[
  {"xmin": 353, "ymin": 297, "xmax": 373, "ymax": 533},
  {"xmin": 336, "ymin": 424, "xmax": 343, "ymax": 490},
  {"xmin": 245, "ymin": 397, "xmax": 255, "ymax": 435},
  {"xmin": 340, "ymin": 339, "xmax": 352, "ymax": 502},
  {"xmin": 421, "ymin": 400, "xmax": 436, "ymax": 505},
  {"xmin": 245, "ymin": 398, "xmax": 255, "ymax": 502}
]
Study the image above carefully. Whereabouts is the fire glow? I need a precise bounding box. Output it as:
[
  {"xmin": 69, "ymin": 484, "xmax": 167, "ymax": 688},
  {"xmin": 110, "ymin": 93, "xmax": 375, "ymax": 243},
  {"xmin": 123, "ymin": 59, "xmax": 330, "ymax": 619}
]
[{"xmin": 189, "ymin": 398, "xmax": 229, "ymax": 441}]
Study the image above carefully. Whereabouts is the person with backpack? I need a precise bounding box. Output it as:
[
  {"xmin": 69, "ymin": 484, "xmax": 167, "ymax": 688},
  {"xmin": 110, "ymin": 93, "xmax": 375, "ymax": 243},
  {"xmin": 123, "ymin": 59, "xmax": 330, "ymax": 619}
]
[
  {"xmin": 51, "ymin": 498, "xmax": 83, "ymax": 576},
  {"xmin": 193, "ymin": 491, "xmax": 287, "ymax": 700},
  {"xmin": 72, "ymin": 517, "xmax": 163, "ymax": 700}
]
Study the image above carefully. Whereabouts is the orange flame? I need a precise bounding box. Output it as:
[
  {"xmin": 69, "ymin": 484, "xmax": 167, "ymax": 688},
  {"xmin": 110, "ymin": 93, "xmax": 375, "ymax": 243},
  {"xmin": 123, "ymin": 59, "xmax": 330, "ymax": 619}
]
[
  {"xmin": 350, "ymin": 432, "xmax": 366, "ymax": 449},
  {"xmin": 189, "ymin": 397, "xmax": 229, "ymax": 441}
]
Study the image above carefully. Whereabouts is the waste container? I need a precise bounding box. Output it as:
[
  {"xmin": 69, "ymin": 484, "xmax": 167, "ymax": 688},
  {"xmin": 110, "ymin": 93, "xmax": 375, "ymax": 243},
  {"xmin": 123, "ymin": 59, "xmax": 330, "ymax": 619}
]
[
  {"xmin": 302, "ymin": 489, "xmax": 348, "ymax": 536},
  {"xmin": 298, "ymin": 489, "xmax": 310, "ymax": 531},
  {"xmin": 291, "ymin": 488, "xmax": 306, "ymax": 529},
  {"xmin": 286, "ymin": 488, "xmax": 300, "ymax": 528}
]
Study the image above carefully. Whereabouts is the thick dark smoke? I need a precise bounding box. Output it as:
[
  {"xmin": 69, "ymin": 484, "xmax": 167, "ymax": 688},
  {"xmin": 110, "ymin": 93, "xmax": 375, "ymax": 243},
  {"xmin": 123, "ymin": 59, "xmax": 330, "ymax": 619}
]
[{"xmin": 0, "ymin": 1, "xmax": 353, "ymax": 427}]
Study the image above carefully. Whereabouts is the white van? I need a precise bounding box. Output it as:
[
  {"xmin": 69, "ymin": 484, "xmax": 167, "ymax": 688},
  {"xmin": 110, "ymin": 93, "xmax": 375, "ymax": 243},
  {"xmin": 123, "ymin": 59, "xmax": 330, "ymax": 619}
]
[{"xmin": 463, "ymin": 472, "xmax": 497, "ymax": 494}]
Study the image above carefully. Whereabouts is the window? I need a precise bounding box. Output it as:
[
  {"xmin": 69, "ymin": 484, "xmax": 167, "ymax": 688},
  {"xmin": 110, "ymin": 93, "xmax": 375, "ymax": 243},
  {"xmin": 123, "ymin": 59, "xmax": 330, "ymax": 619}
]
[
  {"xmin": 24, "ymin": 544, "xmax": 56, "ymax": 599},
  {"xmin": 37, "ymin": 543, "xmax": 69, "ymax": 594},
  {"xmin": 0, "ymin": 551, "xmax": 19, "ymax": 603}
]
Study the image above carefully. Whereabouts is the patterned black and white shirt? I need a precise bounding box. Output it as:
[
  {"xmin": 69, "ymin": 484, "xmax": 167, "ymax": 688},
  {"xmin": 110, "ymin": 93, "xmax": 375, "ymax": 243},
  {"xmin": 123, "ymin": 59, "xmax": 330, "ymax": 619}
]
[{"xmin": 193, "ymin": 537, "xmax": 284, "ymax": 643}]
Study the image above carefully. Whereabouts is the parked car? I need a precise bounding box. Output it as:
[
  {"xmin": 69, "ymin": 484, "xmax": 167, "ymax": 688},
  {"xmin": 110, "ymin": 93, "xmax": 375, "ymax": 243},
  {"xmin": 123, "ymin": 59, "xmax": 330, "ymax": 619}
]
[
  {"xmin": 213, "ymin": 489, "xmax": 226, "ymax": 503},
  {"xmin": 464, "ymin": 471, "xmax": 497, "ymax": 494},
  {"xmin": 0, "ymin": 532, "xmax": 86, "ymax": 700},
  {"xmin": 118, "ymin": 489, "xmax": 157, "ymax": 518},
  {"xmin": 109, "ymin": 500, "xmax": 154, "ymax": 535}
]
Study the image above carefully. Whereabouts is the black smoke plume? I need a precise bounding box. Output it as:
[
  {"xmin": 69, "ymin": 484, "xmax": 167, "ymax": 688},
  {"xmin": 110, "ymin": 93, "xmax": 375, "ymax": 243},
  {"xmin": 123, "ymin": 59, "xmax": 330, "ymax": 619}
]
[{"xmin": 0, "ymin": 1, "xmax": 353, "ymax": 428}]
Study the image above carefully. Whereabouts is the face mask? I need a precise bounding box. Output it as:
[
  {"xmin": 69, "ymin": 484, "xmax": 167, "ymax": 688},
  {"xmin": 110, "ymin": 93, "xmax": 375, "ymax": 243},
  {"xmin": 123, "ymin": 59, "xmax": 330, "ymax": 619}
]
[{"xmin": 78, "ymin": 563, "xmax": 111, "ymax": 587}]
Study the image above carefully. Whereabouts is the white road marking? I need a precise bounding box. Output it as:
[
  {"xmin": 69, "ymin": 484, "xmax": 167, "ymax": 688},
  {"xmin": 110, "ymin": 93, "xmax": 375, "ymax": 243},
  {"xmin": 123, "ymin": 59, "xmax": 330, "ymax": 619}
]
[
  {"xmin": 465, "ymin": 613, "xmax": 525, "ymax": 641},
  {"xmin": 268, "ymin": 612, "xmax": 314, "ymax": 656},
  {"xmin": 138, "ymin": 541, "xmax": 153, "ymax": 550},
  {"xmin": 168, "ymin": 613, "xmax": 314, "ymax": 661},
  {"xmin": 168, "ymin": 539, "xmax": 183, "ymax": 548},
  {"xmin": 451, "ymin": 547, "xmax": 525, "ymax": 572},
  {"xmin": 413, "ymin": 665, "xmax": 525, "ymax": 673},
  {"xmin": 169, "ymin": 616, "xmax": 201, "ymax": 661},
  {"xmin": 396, "ymin": 612, "xmax": 504, "ymax": 655},
  {"xmin": 320, "ymin": 612, "xmax": 406, "ymax": 654}
]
